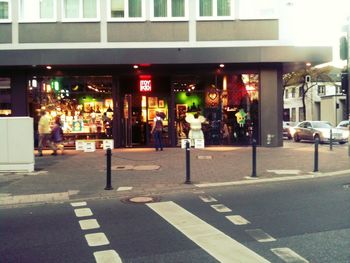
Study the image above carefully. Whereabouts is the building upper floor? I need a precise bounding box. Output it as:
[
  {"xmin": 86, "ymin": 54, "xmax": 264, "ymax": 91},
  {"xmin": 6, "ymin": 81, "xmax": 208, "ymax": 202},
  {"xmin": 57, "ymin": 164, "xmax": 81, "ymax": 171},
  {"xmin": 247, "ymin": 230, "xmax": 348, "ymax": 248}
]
[{"xmin": 0, "ymin": 0, "xmax": 306, "ymax": 46}]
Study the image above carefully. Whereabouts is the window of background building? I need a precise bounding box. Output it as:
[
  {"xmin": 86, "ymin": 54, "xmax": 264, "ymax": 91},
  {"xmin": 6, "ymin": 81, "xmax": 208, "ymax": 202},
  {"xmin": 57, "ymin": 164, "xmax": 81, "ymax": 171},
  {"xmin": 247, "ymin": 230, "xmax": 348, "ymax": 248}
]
[
  {"xmin": 291, "ymin": 108, "xmax": 296, "ymax": 122},
  {"xmin": 151, "ymin": 0, "xmax": 188, "ymax": 21},
  {"xmin": 298, "ymin": 107, "xmax": 304, "ymax": 121},
  {"xmin": 198, "ymin": 0, "xmax": 234, "ymax": 20},
  {"xmin": 63, "ymin": 0, "xmax": 99, "ymax": 21},
  {"xmin": 291, "ymin": 87, "xmax": 295, "ymax": 98},
  {"xmin": 19, "ymin": 0, "xmax": 55, "ymax": 22},
  {"xmin": 284, "ymin": 89, "xmax": 288, "ymax": 99},
  {"xmin": 0, "ymin": 0, "xmax": 10, "ymax": 21},
  {"xmin": 238, "ymin": 0, "xmax": 277, "ymax": 20},
  {"xmin": 0, "ymin": 78, "xmax": 11, "ymax": 116},
  {"xmin": 298, "ymin": 86, "xmax": 303, "ymax": 97},
  {"xmin": 317, "ymin": 85, "xmax": 325, "ymax": 95},
  {"xmin": 109, "ymin": 0, "xmax": 144, "ymax": 20}
]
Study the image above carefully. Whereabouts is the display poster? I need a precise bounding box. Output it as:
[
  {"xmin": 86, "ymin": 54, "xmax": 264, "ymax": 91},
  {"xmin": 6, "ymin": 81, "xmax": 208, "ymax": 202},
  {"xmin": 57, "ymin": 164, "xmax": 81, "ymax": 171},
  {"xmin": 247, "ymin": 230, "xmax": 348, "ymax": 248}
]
[{"xmin": 72, "ymin": 121, "xmax": 83, "ymax": 132}]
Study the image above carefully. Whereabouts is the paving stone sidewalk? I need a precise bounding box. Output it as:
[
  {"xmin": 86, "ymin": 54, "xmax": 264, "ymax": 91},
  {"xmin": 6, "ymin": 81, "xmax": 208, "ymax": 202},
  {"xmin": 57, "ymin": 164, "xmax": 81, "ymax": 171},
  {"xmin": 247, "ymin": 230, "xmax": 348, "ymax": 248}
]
[{"xmin": 0, "ymin": 141, "xmax": 349, "ymax": 206}]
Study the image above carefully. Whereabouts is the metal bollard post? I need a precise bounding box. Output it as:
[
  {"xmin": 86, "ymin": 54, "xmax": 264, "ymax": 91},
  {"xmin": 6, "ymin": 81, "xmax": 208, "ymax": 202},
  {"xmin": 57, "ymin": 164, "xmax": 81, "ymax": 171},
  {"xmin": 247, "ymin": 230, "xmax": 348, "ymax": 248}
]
[
  {"xmin": 104, "ymin": 148, "xmax": 113, "ymax": 190},
  {"xmin": 185, "ymin": 141, "xmax": 191, "ymax": 184},
  {"xmin": 251, "ymin": 139, "xmax": 257, "ymax": 177},
  {"xmin": 329, "ymin": 129, "xmax": 333, "ymax": 151},
  {"xmin": 314, "ymin": 137, "xmax": 319, "ymax": 172}
]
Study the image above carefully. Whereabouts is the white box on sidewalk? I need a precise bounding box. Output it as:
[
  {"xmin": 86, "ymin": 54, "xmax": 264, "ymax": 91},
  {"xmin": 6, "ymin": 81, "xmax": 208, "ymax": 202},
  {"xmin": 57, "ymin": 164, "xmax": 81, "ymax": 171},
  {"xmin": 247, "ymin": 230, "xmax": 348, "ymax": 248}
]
[
  {"xmin": 194, "ymin": 139, "xmax": 205, "ymax": 148},
  {"xmin": 102, "ymin": 139, "xmax": 114, "ymax": 150},
  {"xmin": 83, "ymin": 141, "xmax": 96, "ymax": 152},
  {"xmin": 181, "ymin": 139, "xmax": 192, "ymax": 149}
]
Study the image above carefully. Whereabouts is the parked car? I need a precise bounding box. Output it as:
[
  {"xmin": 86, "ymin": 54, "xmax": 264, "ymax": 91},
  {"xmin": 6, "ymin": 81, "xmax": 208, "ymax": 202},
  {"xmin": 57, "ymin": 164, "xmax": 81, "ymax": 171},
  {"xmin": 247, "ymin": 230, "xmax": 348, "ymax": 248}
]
[
  {"xmin": 293, "ymin": 121, "xmax": 348, "ymax": 144},
  {"xmin": 336, "ymin": 120, "xmax": 350, "ymax": 139},
  {"xmin": 283, "ymin": 121, "xmax": 297, "ymax": 139}
]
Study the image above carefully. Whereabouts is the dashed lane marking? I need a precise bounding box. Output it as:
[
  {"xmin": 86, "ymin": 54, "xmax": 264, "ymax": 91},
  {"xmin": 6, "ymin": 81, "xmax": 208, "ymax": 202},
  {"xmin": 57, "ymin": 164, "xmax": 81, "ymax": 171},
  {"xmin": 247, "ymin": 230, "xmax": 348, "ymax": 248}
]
[
  {"xmin": 210, "ymin": 204, "xmax": 232, "ymax": 212},
  {"xmin": 226, "ymin": 215, "xmax": 250, "ymax": 225},
  {"xmin": 94, "ymin": 250, "xmax": 122, "ymax": 263},
  {"xmin": 74, "ymin": 208, "xmax": 93, "ymax": 217},
  {"xmin": 70, "ymin": 202, "xmax": 87, "ymax": 207},
  {"xmin": 199, "ymin": 195, "xmax": 217, "ymax": 203},
  {"xmin": 85, "ymin": 233, "xmax": 110, "ymax": 247},
  {"xmin": 271, "ymin": 247, "xmax": 309, "ymax": 263},
  {"xmin": 79, "ymin": 219, "xmax": 100, "ymax": 230},
  {"xmin": 245, "ymin": 229, "xmax": 276, "ymax": 242},
  {"xmin": 147, "ymin": 201, "xmax": 270, "ymax": 263}
]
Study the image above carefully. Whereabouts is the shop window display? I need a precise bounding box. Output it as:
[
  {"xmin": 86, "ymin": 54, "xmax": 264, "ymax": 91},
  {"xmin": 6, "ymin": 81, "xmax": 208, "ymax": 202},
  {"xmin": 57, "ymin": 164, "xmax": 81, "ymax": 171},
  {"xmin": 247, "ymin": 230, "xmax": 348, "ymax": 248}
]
[
  {"xmin": 173, "ymin": 73, "xmax": 259, "ymax": 146},
  {"xmin": 28, "ymin": 76, "xmax": 113, "ymax": 148},
  {"xmin": 0, "ymin": 78, "xmax": 11, "ymax": 116}
]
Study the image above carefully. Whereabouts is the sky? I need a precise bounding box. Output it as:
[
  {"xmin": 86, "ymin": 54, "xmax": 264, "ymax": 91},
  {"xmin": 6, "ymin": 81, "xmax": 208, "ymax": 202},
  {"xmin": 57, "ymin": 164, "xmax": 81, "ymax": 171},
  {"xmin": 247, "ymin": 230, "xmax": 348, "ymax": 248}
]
[{"xmin": 288, "ymin": 0, "xmax": 350, "ymax": 65}]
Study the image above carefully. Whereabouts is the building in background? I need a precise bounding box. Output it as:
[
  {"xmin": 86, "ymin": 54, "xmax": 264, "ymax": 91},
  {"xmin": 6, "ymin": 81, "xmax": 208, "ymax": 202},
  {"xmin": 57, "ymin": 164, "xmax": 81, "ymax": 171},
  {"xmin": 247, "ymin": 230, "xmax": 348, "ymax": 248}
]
[{"xmin": 0, "ymin": 0, "xmax": 332, "ymax": 148}]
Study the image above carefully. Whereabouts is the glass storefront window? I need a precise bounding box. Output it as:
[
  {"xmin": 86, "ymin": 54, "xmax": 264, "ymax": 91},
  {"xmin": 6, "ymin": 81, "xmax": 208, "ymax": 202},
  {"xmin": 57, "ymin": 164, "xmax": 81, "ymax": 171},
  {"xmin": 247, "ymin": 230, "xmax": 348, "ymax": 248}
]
[
  {"xmin": 28, "ymin": 76, "xmax": 113, "ymax": 147},
  {"xmin": 173, "ymin": 73, "xmax": 259, "ymax": 146},
  {"xmin": 63, "ymin": 0, "xmax": 98, "ymax": 20},
  {"xmin": 0, "ymin": 0, "xmax": 9, "ymax": 20},
  {"xmin": 198, "ymin": 0, "xmax": 234, "ymax": 19},
  {"xmin": 152, "ymin": 0, "xmax": 187, "ymax": 20},
  {"xmin": 0, "ymin": 77, "xmax": 11, "ymax": 116}
]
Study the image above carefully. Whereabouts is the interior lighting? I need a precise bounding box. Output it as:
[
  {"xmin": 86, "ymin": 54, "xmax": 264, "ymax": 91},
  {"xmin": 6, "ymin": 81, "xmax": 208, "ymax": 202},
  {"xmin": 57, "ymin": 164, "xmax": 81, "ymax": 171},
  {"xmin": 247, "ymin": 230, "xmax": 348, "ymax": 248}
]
[
  {"xmin": 219, "ymin": 64, "xmax": 225, "ymax": 68},
  {"xmin": 133, "ymin": 65, "xmax": 139, "ymax": 69},
  {"xmin": 306, "ymin": 62, "xmax": 311, "ymax": 67},
  {"xmin": 46, "ymin": 65, "xmax": 52, "ymax": 70}
]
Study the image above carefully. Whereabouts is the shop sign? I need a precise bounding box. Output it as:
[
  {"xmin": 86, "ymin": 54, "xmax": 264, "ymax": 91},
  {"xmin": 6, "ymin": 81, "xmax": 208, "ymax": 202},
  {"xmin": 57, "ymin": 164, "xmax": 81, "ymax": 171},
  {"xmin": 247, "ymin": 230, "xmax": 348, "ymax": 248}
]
[{"xmin": 139, "ymin": 76, "xmax": 152, "ymax": 92}]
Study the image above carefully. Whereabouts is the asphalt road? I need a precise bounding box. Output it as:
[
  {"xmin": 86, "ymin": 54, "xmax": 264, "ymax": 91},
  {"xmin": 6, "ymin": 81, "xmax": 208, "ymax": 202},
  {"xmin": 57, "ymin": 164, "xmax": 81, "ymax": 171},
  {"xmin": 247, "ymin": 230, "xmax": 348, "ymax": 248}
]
[{"xmin": 1, "ymin": 175, "xmax": 350, "ymax": 263}]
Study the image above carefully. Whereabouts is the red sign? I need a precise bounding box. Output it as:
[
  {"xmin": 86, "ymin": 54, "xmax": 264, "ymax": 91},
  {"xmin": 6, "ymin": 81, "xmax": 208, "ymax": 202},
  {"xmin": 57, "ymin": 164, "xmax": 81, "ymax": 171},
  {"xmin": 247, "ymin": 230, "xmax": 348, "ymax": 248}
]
[{"xmin": 139, "ymin": 77, "xmax": 152, "ymax": 92}]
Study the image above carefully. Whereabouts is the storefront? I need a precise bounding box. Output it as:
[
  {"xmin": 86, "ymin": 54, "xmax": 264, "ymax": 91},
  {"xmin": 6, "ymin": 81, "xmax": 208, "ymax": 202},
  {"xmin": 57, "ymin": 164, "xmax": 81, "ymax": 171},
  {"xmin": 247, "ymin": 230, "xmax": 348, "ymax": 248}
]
[{"xmin": 23, "ymin": 66, "xmax": 261, "ymax": 149}]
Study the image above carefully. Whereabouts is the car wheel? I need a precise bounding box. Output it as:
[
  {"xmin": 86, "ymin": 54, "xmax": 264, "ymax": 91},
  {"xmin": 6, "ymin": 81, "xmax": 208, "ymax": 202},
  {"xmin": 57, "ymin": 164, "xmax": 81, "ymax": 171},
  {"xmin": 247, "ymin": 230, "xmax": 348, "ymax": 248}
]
[{"xmin": 294, "ymin": 133, "xmax": 300, "ymax": 142}]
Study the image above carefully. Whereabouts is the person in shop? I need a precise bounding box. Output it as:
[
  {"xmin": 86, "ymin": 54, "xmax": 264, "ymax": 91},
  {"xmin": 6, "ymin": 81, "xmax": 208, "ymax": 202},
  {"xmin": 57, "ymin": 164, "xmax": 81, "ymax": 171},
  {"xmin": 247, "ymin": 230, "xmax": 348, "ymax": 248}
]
[
  {"xmin": 103, "ymin": 112, "xmax": 112, "ymax": 138},
  {"xmin": 151, "ymin": 111, "xmax": 164, "ymax": 151},
  {"xmin": 51, "ymin": 116, "xmax": 64, "ymax": 156},
  {"xmin": 38, "ymin": 109, "xmax": 55, "ymax": 156}
]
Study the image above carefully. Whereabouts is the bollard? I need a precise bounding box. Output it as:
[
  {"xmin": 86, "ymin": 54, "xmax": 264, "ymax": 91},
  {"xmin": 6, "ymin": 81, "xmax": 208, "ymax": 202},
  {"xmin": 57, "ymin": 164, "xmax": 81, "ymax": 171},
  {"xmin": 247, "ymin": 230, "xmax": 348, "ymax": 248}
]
[
  {"xmin": 329, "ymin": 129, "xmax": 333, "ymax": 151},
  {"xmin": 185, "ymin": 141, "xmax": 191, "ymax": 184},
  {"xmin": 104, "ymin": 148, "xmax": 113, "ymax": 190},
  {"xmin": 314, "ymin": 137, "xmax": 319, "ymax": 172},
  {"xmin": 251, "ymin": 139, "xmax": 257, "ymax": 177}
]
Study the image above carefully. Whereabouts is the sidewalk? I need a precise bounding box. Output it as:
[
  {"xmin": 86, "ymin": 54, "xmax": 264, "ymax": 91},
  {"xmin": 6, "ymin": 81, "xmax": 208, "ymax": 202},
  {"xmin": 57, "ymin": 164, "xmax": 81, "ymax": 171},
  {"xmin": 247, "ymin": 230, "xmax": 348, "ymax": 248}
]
[{"xmin": 0, "ymin": 141, "xmax": 349, "ymax": 206}]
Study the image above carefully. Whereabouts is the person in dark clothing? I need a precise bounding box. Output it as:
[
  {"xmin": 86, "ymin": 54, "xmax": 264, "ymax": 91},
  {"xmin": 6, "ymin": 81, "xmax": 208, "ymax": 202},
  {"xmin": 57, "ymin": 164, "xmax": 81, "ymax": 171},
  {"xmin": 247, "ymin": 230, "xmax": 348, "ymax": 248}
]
[
  {"xmin": 151, "ymin": 111, "xmax": 164, "ymax": 151},
  {"xmin": 51, "ymin": 116, "xmax": 64, "ymax": 155}
]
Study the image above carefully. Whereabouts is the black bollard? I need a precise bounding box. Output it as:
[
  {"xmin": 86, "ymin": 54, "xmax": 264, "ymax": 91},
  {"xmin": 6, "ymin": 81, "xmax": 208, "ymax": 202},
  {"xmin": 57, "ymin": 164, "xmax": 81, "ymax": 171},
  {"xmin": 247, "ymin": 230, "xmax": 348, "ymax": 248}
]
[
  {"xmin": 329, "ymin": 129, "xmax": 333, "ymax": 151},
  {"xmin": 314, "ymin": 137, "xmax": 319, "ymax": 172},
  {"xmin": 105, "ymin": 148, "xmax": 113, "ymax": 190},
  {"xmin": 251, "ymin": 139, "xmax": 257, "ymax": 177},
  {"xmin": 185, "ymin": 141, "xmax": 191, "ymax": 184}
]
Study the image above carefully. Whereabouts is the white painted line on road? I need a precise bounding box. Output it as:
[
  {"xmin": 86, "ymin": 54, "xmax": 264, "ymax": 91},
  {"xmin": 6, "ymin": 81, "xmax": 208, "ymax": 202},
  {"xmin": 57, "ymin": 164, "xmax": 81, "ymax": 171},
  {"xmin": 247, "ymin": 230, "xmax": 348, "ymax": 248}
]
[
  {"xmin": 226, "ymin": 215, "xmax": 250, "ymax": 225},
  {"xmin": 0, "ymin": 192, "xmax": 69, "ymax": 205},
  {"xmin": 74, "ymin": 208, "xmax": 93, "ymax": 217},
  {"xmin": 70, "ymin": 202, "xmax": 87, "ymax": 207},
  {"xmin": 199, "ymin": 195, "xmax": 217, "ymax": 203},
  {"xmin": 147, "ymin": 201, "xmax": 270, "ymax": 263},
  {"xmin": 211, "ymin": 204, "xmax": 232, "ymax": 212},
  {"xmin": 79, "ymin": 219, "xmax": 100, "ymax": 230},
  {"xmin": 245, "ymin": 229, "xmax": 276, "ymax": 242},
  {"xmin": 85, "ymin": 233, "xmax": 110, "ymax": 247},
  {"xmin": 194, "ymin": 169, "xmax": 350, "ymax": 188},
  {"xmin": 271, "ymin": 247, "xmax": 309, "ymax": 263},
  {"xmin": 94, "ymin": 250, "xmax": 122, "ymax": 263},
  {"xmin": 117, "ymin": 186, "xmax": 133, "ymax": 191},
  {"xmin": 267, "ymin": 170, "xmax": 300, "ymax": 175}
]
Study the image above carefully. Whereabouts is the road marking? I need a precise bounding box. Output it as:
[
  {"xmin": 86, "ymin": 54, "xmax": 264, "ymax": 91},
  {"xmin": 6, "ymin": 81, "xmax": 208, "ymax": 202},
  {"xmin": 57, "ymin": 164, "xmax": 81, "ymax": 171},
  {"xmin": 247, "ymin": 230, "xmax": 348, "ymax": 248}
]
[
  {"xmin": 85, "ymin": 233, "xmax": 110, "ymax": 247},
  {"xmin": 79, "ymin": 219, "xmax": 100, "ymax": 230},
  {"xmin": 199, "ymin": 195, "xmax": 217, "ymax": 203},
  {"xmin": 211, "ymin": 204, "xmax": 232, "ymax": 212},
  {"xmin": 271, "ymin": 248, "xmax": 309, "ymax": 263},
  {"xmin": 147, "ymin": 201, "xmax": 270, "ymax": 263},
  {"xmin": 226, "ymin": 215, "xmax": 250, "ymax": 225},
  {"xmin": 117, "ymin": 186, "xmax": 133, "ymax": 191},
  {"xmin": 94, "ymin": 250, "xmax": 122, "ymax": 263},
  {"xmin": 74, "ymin": 208, "xmax": 93, "ymax": 217},
  {"xmin": 245, "ymin": 229, "xmax": 276, "ymax": 242},
  {"xmin": 0, "ymin": 192, "xmax": 69, "ymax": 205},
  {"xmin": 70, "ymin": 202, "xmax": 87, "ymax": 207},
  {"xmin": 267, "ymin": 170, "xmax": 300, "ymax": 175}
]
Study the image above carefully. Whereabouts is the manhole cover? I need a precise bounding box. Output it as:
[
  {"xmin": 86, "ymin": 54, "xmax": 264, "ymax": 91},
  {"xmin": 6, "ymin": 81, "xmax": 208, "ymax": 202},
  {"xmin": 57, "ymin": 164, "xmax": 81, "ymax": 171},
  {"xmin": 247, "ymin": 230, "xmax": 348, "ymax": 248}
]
[{"xmin": 123, "ymin": 196, "xmax": 160, "ymax": 204}]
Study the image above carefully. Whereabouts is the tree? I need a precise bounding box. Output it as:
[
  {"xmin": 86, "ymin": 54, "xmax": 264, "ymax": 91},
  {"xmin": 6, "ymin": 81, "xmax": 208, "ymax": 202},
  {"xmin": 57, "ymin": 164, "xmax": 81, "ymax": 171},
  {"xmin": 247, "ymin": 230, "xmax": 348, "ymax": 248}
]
[{"xmin": 283, "ymin": 65, "xmax": 339, "ymax": 120}]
